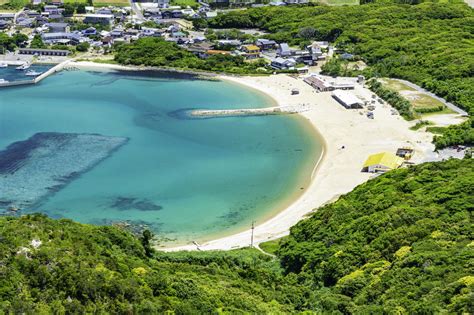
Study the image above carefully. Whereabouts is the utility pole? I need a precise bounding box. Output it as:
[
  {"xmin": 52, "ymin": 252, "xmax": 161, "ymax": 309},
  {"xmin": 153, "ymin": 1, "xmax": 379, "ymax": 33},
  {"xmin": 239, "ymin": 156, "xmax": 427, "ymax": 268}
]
[{"xmin": 250, "ymin": 220, "xmax": 255, "ymax": 248}]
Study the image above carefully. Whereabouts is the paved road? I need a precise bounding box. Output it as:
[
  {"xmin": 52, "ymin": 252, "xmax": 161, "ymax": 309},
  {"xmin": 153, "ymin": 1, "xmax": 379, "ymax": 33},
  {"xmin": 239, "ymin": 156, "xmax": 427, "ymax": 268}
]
[
  {"xmin": 129, "ymin": 0, "xmax": 145, "ymax": 22},
  {"xmin": 393, "ymin": 78, "xmax": 469, "ymax": 116}
]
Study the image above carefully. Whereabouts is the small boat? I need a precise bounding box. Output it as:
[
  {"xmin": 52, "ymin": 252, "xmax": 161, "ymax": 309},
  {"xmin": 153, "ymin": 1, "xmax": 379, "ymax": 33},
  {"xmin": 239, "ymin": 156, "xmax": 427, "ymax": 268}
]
[
  {"xmin": 16, "ymin": 63, "xmax": 30, "ymax": 70},
  {"xmin": 0, "ymin": 78, "xmax": 9, "ymax": 84},
  {"xmin": 25, "ymin": 70, "xmax": 42, "ymax": 77},
  {"xmin": 0, "ymin": 63, "xmax": 7, "ymax": 68}
]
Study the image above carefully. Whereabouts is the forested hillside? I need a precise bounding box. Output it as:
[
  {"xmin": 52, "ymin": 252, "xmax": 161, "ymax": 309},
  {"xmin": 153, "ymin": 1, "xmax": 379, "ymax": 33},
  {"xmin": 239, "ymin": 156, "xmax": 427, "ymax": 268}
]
[
  {"xmin": 1, "ymin": 159, "xmax": 472, "ymax": 313},
  {"xmin": 209, "ymin": 3, "xmax": 473, "ymax": 114},
  {"xmin": 278, "ymin": 158, "xmax": 474, "ymax": 313}
]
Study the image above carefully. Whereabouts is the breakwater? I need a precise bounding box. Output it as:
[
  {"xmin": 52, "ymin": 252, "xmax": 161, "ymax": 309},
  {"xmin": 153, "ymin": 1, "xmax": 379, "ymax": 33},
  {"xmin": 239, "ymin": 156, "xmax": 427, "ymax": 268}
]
[{"xmin": 171, "ymin": 105, "xmax": 309, "ymax": 120}]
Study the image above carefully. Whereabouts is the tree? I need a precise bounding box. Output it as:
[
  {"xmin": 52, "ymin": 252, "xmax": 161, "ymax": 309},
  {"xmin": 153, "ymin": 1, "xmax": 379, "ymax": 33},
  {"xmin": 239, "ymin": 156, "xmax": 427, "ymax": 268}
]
[
  {"xmin": 141, "ymin": 229, "xmax": 154, "ymax": 258},
  {"xmin": 30, "ymin": 34, "xmax": 46, "ymax": 49},
  {"xmin": 76, "ymin": 42, "xmax": 90, "ymax": 52}
]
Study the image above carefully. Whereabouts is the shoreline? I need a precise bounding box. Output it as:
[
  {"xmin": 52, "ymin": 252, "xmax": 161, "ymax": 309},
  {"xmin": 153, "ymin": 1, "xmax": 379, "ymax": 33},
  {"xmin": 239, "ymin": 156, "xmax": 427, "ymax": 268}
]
[
  {"xmin": 66, "ymin": 62, "xmax": 436, "ymax": 251},
  {"xmin": 164, "ymin": 74, "xmax": 436, "ymax": 251}
]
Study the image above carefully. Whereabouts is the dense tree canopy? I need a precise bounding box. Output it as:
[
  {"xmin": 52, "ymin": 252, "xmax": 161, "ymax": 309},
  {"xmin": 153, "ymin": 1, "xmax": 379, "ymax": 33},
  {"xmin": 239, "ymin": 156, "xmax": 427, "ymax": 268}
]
[
  {"xmin": 114, "ymin": 37, "xmax": 271, "ymax": 74},
  {"xmin": 278, "ymin": 158, "xmax": 474, "ymax": 313}
]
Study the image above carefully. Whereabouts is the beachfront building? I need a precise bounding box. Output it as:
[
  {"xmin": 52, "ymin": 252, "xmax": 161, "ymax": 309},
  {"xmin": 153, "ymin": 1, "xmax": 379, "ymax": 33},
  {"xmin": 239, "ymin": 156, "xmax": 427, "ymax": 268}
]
[
  {"xmin": 241, "ymin": 44, "xmax": 260, "ymax": 59},
  {"xmin": 332, "ymin": 90, "xmax": 363, "ymax": 109},
  {"xmin": 304, "ymin": 76, "xmax": 333, "ymax": 92},
  {"xmin": 84, "ymin": 14, "xmax": 115, "ymax": 26},
  {"xmin": 362, "ymin": 152, "xmax": 404, "ymax": 173},
  {"xmin": 19, "ymin": 48, "xmax": 71, "ymax": 56}
]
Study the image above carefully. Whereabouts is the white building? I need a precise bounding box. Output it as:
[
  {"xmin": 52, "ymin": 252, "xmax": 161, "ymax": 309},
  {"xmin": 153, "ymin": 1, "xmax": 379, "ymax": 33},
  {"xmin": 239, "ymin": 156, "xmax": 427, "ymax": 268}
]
[
  {"xmin": 332, "ymin": 90, "xmax": 364, "ymax": 109},
  {"xmin": 84, "ymin": 14, "xmax": 115, "ymax": 26}
]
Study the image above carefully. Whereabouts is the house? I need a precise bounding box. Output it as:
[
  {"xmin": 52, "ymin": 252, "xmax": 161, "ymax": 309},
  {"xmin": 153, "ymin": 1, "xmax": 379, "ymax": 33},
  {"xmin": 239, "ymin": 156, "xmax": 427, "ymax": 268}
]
[
  {"xmin": 270, "ymin": 57, "xmax": 296, "ymax": 70},
  {"xmin": 304, "ymin": 76, "xmax": 334, "ymax": 92},
  {"xmin": 110, "ymin": 28, "xmax": 124, "ymax": 38},
  {"xmin": 50, "ymin": 0, "xmax": 64, "ymax": 5},
  {"xmin": 84, "ymin": 14, "xmax": 115, "ymax": 26},
  {"xmin": 17, "ymin": 18, "xmax": 36, "ymax": 28},
  {"xmin": 170, "ymin": 31, "xmax": 187, "ymax": 39},
  {"xmin": 205, "ymin": 11, "xmax": 217, "ymax": 18},
  {"xmin": 47, "ymin": 22, "xmax": 69, "ymax": 32},
  {"xmin": 241, "ymin": 44, "xmax": 260, "ymax": 59},
  {"xmin": 41, "ymin": 32, "xmax": 81, "ymax": 45},
  {"xmin": 85, "ymin": 6, "xmax": 95, "ymax": 13},
  {"xmin": 332, "ymin": 90, "xmax": 363, "ymax": 109},
  {"xmin": 0, "ymin": 13, "xmax": 15, "ymax": 21},
  {"xmin": 269, "ymin": 1, "xmax": 286, "ymax": 5},
  {"xmin": 396, "ymin": 147, "xmax": 414, "ymax": 160},
  {"xmin": 19, "ymin": 47, "xmax": 70, "ymax": 56},
  {"xmin": 31, "ymin": 0, "xmax": 42, "ymax": 5},
  {"xmin": 362, "ymin": 152, "xmax": 404, "ymax": 173},
  {"xmin": 340, "ymin": 52, "xmax": 354, "ymax": 60},
  {"xmin": 284, "ymin": 0, "xmax": 308, "ymax": 3},
  {"xmin": 255, "ymin": 38, "xmax": 276, "ymax": 50},
  {"xmin": 277, "ymin": 43, "xmax": 291, "ymax": 57},
  {"xmin": 155, "ymin": 0, "xmax": 170, "ymax": 8},
  {"xmin": 216, "ymin": 39, "xmax": 241, "ymax": 48},
  {"xmin": 0, "ymin": 20, "xmax": 9, "ymax": 29},
  {"xmin": 82, "ymin": 27, "xmax": 97, "ymax": 36}
]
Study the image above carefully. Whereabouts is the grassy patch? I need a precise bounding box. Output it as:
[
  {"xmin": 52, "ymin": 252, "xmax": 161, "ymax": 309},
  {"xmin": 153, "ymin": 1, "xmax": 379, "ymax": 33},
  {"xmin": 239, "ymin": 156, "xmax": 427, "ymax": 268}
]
[
  {"xmin": 94, "ymin": 0, "xmax": 129, "ymax": 6},
  {"xmin": 426, "ymin": 126, "xmax": 447, "ymax": 134},
  {"xmin": 0, "ymin": 0, "xmax": 28, "ymax": 9},
  {"xmin": 381, "ymin": 78, "xmax": 453, "ymax": 115},
  {"xmin": 259, "ymin": 237, "xmax": 287, "ymax": 255},
  {"xmin": 170, "ymin": 0, "xmax": 198, "ymax": 8},
  {"xmin": 318, "ymin": 0, "xmax": 360, "ymax": 6},
  {"xmin": 382, "ymin": 78, "xmax": 416, "ymax": 92},
  {"xmin": 410, "ymin": 120, "xmax": 433, "ymax": 131}
]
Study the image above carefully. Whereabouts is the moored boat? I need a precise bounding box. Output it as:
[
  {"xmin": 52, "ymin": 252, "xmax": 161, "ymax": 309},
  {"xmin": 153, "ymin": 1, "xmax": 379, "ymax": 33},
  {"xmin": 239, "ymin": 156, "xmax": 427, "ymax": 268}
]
[
  {"xmin": 16, "ymin": 63, "xmax": 30, "ymax": 70},
  {"xmin": 25, "ymin": 70, "xmax": 42, "ymax": 77}
]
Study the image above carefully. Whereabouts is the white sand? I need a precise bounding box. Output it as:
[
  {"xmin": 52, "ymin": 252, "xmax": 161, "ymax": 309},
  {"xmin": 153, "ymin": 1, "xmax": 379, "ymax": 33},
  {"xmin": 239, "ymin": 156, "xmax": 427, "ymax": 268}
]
[
  {"xmin": 69, "ymin": 63, "xmax": 438, "ymax": 251},
  {"xmin": 164, "ymin": 74, "xmax": 437, "ymax": 251}
]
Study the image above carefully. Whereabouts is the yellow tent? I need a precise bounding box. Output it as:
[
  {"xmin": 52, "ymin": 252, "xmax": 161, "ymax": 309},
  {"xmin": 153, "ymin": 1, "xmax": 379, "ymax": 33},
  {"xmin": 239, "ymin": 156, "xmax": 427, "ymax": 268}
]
[{"xmin": 363, "ymin": 152, "xmax": 404, "ymax": 172}]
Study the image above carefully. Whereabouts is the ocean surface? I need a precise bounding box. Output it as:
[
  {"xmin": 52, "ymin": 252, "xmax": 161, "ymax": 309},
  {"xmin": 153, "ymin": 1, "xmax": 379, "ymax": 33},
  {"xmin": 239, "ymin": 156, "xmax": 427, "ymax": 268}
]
[{"xmin": 0, "ymin": 69, "xmax": 322, "ymax": 245}]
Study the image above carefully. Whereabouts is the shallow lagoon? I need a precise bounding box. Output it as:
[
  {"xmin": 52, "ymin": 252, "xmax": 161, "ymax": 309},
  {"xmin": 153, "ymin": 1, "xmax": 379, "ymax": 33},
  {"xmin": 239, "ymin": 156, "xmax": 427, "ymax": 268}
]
[{"xmin": 0, "ymin": 70, "xmax": 322, "ymax": 245}]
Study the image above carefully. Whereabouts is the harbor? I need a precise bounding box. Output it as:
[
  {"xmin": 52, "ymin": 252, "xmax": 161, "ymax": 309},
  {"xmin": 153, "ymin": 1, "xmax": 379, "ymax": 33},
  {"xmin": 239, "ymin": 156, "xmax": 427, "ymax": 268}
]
[{"xmin": 0, "ymin": 60, "xmax": 70, "ymax": 88}]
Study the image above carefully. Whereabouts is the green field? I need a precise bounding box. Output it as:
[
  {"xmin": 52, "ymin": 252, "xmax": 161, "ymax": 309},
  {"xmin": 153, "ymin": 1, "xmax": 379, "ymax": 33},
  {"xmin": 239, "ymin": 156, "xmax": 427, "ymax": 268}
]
[
  {"xmin": 381, "ymin": 78, "xmax": 454, "ymax": 115},
  {"xmin": 170, "ymin": 0, "xmax": 198, "ymax": 7},
  {"xmin": 62, "ymin": 0, "xmax": 130, "ymax": 6},
  {"xmin": 317, "ymin": 0, "xmax": 360, "ymax": 5}
]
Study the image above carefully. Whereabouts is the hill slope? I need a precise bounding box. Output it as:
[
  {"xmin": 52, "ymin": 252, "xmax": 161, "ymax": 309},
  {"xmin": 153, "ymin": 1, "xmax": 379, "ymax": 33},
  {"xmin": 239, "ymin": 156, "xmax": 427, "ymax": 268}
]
[{"xmin": 278, "ymin": 158, "xmax": 474, "ymax": 313}]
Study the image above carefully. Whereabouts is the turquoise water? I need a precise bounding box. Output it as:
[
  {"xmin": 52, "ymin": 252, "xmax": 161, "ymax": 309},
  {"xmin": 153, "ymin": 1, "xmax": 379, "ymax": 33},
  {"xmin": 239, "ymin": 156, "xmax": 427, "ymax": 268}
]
[{"xmin": 0, "ymin": 70, "xmax": 322, "ymax": 245}]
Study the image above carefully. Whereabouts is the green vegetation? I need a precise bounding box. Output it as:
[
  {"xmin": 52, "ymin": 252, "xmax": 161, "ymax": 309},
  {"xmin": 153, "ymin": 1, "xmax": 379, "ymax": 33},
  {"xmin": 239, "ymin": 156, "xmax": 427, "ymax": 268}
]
[
  {"xmin": 0, "ymin": 214, "xmax": 300, "ymax": 313},
  {"xmin": 170, "ymin": 0, "xmax": 198, "ymax": 8},
  {"xmin": 209, "ymin": 3, "xmax": 473, "ymax": 113},
  {"xmin": 1, "ymin": 159, "xmax": 472, "ymax": 312},
  {"xmin": 0, "ymin": 32, "xmax": 28, "ymax": 52},
  {"xmin": 278, "ymin": 158, "xmax": 474, "ymax": 313},
  {"xmin": 368, "ymin": 79, "xmax": 415, "ymax": 120},
  {"xmin": 433, "ymin": 119, "xmax": 474, "ymax": 149},
  {"xmin": 0, "ymin": 0, "xmax": 28, "ymax": 9},
  {"xmin": 259, "ymin": 237, "xmax": 286, "ymax": 255},
  {"xmin": 409, "ymin": 120, "xmax": 433, "ymax": 131},
  {"xmin": 114, "ymin": 37, "xmax": 274, "ymax": 74}
]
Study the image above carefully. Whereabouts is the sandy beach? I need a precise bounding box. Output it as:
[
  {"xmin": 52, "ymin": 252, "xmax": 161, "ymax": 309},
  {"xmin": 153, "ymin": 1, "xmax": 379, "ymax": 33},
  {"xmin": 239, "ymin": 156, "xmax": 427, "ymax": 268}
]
[
  {"xmin": 165, "ymin": 73, "xmax": 437, "ymax": 251},
  {"xmin": 70, "ymin": 62, "xmax": 437, "ymax": 251}
]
